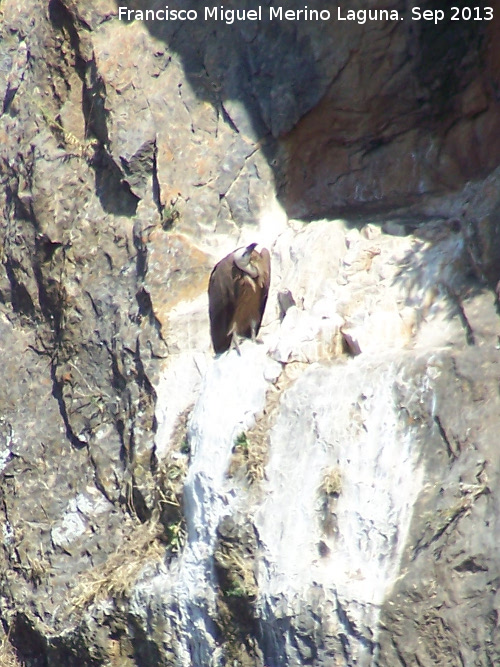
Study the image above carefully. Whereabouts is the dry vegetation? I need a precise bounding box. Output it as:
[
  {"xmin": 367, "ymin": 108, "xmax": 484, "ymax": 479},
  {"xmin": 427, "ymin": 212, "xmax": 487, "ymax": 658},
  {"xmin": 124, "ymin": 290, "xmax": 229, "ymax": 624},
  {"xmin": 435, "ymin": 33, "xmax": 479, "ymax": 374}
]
[
  {"xmin": 319, "ymin": 466, "xmax": 342, "ymax": 498},
  {"xmin": 153, "ymin": 407, "xmax": 192, "ymax": 553},
  {"xmin": 228, "ymin": 431, "xmax": 268, "ymax": 485},
  {"xmin": 226, "ymin": 376, "xmax": 289, "ymax": 486},
  {"xmin": 72, "ymin": 519, "xmax": 165, "ymax": 609},
  {"xmin": 215, "ymin": 538, "xmax": 258, "ymax": 602},
  {"xmin": 0, "ymin": 634, "xmax": 23, "ymax": 667},
  {"xmin": 72, "ymin": 434, "xmax": 192, "ymax": 611},
  {"xmin": 318, "ymin": 465, "xmax": 343, "ymax": 536},
  {"xmin": 155, "ymin": 459, "xmax": 187, "ymax": 553},
  {"xmin": 71, "ymin": 406, "xmax": 192, "ymax": 611},
  {"xmin": 214, "ymin": 523, "xmax": 260, "ymax": 666}
]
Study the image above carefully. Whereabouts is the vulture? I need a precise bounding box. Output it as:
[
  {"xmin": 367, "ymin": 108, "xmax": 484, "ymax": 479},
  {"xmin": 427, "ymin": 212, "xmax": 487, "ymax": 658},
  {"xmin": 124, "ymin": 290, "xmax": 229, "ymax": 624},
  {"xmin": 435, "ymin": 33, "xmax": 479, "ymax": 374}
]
[{"xmin": 208, "ymin": 243, "xmax": 271, "ymax": 354}]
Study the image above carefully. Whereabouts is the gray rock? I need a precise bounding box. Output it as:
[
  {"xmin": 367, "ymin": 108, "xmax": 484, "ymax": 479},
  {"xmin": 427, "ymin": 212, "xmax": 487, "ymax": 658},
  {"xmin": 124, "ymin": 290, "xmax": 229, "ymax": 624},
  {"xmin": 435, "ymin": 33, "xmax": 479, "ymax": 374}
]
[{"xmin": 2, "ymin": 0, "xmax": 500, "ymax": 665}]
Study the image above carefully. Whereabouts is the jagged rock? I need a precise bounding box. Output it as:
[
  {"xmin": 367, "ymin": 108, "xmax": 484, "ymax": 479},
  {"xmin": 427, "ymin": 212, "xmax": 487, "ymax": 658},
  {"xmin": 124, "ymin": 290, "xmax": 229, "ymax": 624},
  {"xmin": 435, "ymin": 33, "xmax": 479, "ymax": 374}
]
[
  {"xmin": 270, "ymin": 306, "xmax": 345, "ymax": 363},
  {"xmin": 2, "ymin": 1, "xmax": 500, "ymax": 665},
  {"xmin": 283, "ymin": 2, "xmax": 500, "ymax": 219}
]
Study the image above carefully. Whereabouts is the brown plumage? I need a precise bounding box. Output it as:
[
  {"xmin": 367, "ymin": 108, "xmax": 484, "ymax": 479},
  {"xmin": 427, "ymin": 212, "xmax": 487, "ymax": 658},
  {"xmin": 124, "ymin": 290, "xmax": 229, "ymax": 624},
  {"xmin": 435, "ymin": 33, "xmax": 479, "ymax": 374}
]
[{"xmin": 208, "ymin": 243, "xmax": 271, "ymax": 354}]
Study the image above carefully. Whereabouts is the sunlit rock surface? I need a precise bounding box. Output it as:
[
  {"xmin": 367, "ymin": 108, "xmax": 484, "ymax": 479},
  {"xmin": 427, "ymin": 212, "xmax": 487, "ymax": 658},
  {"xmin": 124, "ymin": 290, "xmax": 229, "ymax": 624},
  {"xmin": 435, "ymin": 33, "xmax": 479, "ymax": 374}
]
[
  {"xmin": 2, "ymin": 0, "xmax": 500, "ymax": 665},
  {"xmin": 139, "ymin": 221, "xmax": 499, "ymax": 667}
]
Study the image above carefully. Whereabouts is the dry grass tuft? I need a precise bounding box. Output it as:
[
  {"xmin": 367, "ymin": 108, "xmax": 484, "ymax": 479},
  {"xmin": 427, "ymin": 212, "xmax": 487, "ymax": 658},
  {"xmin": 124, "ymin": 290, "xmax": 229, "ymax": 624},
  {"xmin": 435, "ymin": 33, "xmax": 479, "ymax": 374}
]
[
  {"xmin": 155, "ymin": 460, "xmax": 187, "ymax": 554},
  {"xmin": 72, "ymin": 407, "xmax": 193, "ymax": 612},
  {"xmin": 245, "ymin": 440, "xmax": 268, "ymax": 484},
  {"xmin": 154, "ymin": 411, "xmax": 190, "ymax": 555},
  {"xmin": 318, "ymin": 466, "xmax": 343, "ymax": 537},
  {"xmin": 72, "ymin": 519, "xmax": 165, "ymax": 610},
  {"xmin": 0, "ymin": 634, "xmax": 22, "ymax": 667},
  {"xmin": 156, "ymin": 460, "xmax": 188, "ymax": 511},
  {"xmin": 320, "ymin": 466, "xmax": 342, "ymax": 498},
  {"xmin": 214, "ymin": 521, "xmax": 260, "ymax": 665},
  {"xmin": 169, "ymin": 406, "xmax": 193, "ymax": 456},
  {"xmin": 215, "ymin": 542, "xmax": 258, "ymax": 601},
  {"xmin": 35, "ymin": 102, "xmax": 99, "ymax": 161},
  {"xmin": 226, "ymin": 368, "xmax": 297, "ymax": 488},
  {"xmin": 228, "ymin": 432, "xmax": 268, "ymax": 485}
]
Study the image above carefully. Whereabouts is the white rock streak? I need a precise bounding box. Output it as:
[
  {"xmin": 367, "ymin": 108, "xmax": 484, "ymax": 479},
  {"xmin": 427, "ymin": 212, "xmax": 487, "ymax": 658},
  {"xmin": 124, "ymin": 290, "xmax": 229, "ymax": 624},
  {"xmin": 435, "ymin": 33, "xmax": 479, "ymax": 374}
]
[
  {"xmin": 142, "ymin": 216, "xmax": 469, "ymax": 665},
  {"xmin": 256, "ymin": 357, "xmax": 424, "ymax": 662},
  {"xmin": 174, "ymin": 342, "xmax": 281, "ymax": 665}
]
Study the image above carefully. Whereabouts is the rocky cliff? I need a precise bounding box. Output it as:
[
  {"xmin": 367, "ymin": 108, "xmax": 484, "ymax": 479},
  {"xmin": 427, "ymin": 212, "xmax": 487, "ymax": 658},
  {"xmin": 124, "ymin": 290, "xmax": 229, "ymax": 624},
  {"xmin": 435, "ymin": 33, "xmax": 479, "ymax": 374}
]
[{"xmin": 1, "ymin": 1, "xmax": 500, "ymax": 666}]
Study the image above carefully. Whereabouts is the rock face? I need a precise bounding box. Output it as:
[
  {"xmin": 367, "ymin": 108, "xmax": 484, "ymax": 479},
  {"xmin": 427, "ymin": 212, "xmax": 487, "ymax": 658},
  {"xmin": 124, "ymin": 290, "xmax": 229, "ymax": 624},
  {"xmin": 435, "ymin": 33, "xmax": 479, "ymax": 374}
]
[
  {"xmin": 1, "ymin": 1, "xmax": 500, "ymax": 666},
  {"xmin": 284, "ymin": 2, "xmax": 500, "ymax": 220}
]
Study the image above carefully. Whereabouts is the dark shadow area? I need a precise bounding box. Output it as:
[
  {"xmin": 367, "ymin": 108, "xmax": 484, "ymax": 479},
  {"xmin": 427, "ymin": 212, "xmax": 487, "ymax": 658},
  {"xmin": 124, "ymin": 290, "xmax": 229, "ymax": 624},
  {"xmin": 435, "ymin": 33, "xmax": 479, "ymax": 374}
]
[
  {"xmin": 129, "ymin": 621, "xmax": 165, "ymax": 666},
  {"xmin": 413, "ymin": 0, "xmax": 487, "ymax": 121},
  {"xmin": 92, "ymin": 147, "xmax": 140, "ymax": 215},
  {"xmin": 113, "ymin": 0, "xmax": 498, "ymax": 222},
  {"xmin": 114, "ymin": 0, "xmax": 338, "ymax": 195},
  {"xmin": 392, "ymin": 225, "xmax": 484, "ymax": 347},
  {"xmin": 50, "ymin": 362, "xmax": 89, "ymax": 449},
  {"xmin": 49, "ymin": 0, "xmax": 140, "ymax": 217},
  {"xmin": 9, "ymin": 614, "xmax": 48, "ymax": 667},
  {"xmin": 109, "ymin": 0, "xmax": 500, "ymax": 345}
]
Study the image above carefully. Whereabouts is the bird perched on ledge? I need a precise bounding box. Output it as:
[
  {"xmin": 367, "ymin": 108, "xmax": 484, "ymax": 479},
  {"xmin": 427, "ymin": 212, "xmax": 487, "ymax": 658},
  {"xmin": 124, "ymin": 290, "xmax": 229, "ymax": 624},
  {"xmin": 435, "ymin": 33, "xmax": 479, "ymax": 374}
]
[{"xmin": 208, "ymin": 243, "xmax": 271, "ymax": 354}]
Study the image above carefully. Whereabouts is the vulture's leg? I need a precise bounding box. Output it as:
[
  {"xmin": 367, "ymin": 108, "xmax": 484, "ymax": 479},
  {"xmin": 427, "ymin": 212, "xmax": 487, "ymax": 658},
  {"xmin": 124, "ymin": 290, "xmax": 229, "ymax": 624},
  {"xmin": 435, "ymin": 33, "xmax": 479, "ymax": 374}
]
[{"xmin": 229, "ymin": 331, "xmax": 242, "ymax": 356}]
